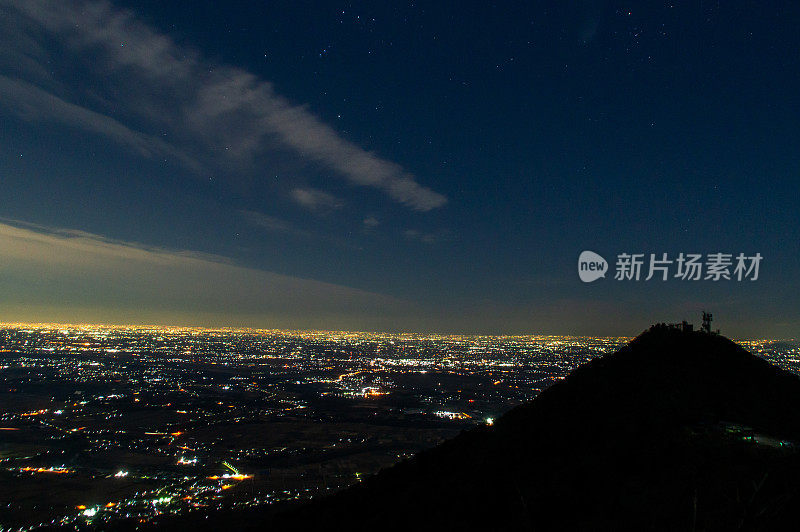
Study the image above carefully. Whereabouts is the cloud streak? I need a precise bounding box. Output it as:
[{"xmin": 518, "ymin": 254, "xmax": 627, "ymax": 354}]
[
  {"xmin": 0, "ymin": 219, "xmax": 405, "ymax": 328},
  {"xmin": 0, "ymin": 0, "xmax": 447, "ymax": 211}
]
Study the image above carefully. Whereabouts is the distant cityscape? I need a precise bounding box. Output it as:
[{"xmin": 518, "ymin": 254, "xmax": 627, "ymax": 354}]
[{"xmin": 0, "ymin": 324, "xmax": 797, "ymax": 530}]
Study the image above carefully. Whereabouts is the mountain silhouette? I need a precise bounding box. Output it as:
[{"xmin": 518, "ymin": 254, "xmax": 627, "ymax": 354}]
[{"xmin": 152, "ymin": 326, "xmax": 800, "ymax": 531}]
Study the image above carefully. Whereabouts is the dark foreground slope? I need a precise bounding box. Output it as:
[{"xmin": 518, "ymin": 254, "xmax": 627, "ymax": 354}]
[{"xmin": 163, "ymin": 327, "xmax": 800, "ymax": 531}]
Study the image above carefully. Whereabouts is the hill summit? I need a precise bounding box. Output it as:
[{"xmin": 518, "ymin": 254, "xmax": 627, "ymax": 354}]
[{"xmin": 270, "ymin": 326, "xmax": 800, "ymax": 531}]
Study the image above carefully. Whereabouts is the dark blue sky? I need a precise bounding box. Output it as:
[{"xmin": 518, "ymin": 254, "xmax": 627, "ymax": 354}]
[{"xmin": 0, "ymin": 1, "xmax": 798, "ymax": 336}]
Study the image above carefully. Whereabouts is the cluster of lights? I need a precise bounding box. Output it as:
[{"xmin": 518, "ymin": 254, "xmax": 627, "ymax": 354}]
[
  {"xmin": 433, "ymin": 411, "xmax": 471, "ymax": 420},
  {"xmin": 19, "ymin": 466, "xmax": 72, "ymax": 474}
]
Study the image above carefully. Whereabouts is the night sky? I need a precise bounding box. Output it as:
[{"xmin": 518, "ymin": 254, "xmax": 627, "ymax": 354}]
[{"xmin": 1, "ymin": 1, "xmax": 798, "ymax": 337}]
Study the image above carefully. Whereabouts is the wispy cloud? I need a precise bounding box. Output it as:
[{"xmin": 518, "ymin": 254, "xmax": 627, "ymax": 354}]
[
  {"xmin": 238, "ymin": 210, "xmax": 313, "ymax": 238},
  {"xmin": 290, "ymin": 188, "xmax": 344, "ymax": 212},
  {"xmin": 0, "ymin": 75, "xmax": 202, "ymax": 171},
  {"xmin": 0, "ymin": 0, "xmax": 447, "ymax": 211}
]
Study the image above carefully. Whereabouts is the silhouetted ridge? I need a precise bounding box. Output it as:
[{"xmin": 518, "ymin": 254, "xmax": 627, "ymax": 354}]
[
  {"xmin": 497, "ymin": 327, "xmax": 800, "ymax": 443},
  {"xmin": 159, "ymin": 328, "xmax": 800, "ymax": 531}
]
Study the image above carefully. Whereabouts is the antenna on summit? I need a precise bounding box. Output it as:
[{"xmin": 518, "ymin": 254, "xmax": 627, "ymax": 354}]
[{"xmin": 701, "ymin": 311, "xmax": 713, "ymax": 334}]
